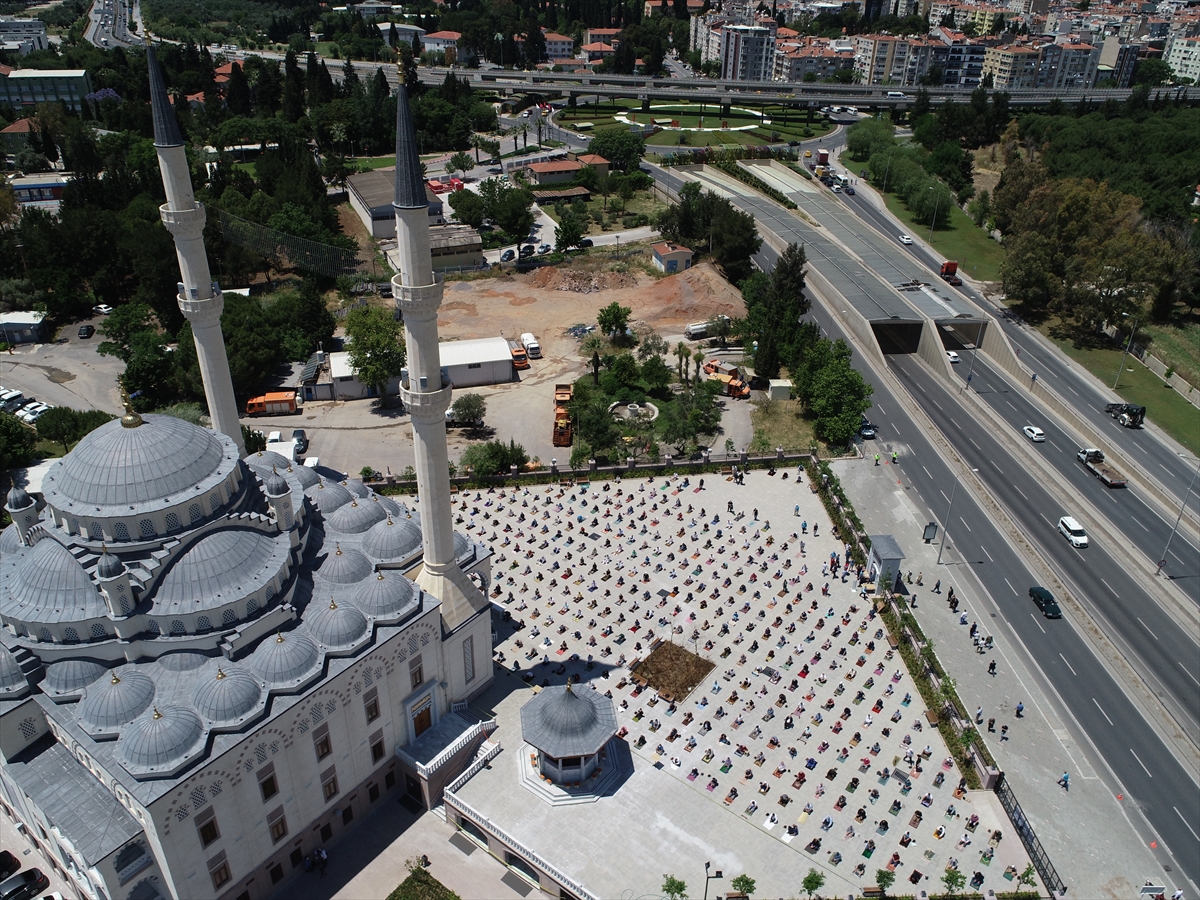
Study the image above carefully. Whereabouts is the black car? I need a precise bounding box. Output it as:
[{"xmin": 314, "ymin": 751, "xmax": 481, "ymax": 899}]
[
  {"xmin": 291, "ymin": 429, "xmax": 308, "ymax": 453},
  {"xmin": 1029, "ymin": 586, "xmax": 1062, "ymax": 619},
  {"xmin": 0, "ymin": 852, "xmax": 18, "ymax": 882},
  {"xmin": 78, "ymin": 324, "xmax": 95, "ymax": 339},
  {"xmin": 519, "ymin": 244, "xmax": 535, "ymax": 258},
  {"xmin": 0, "ymin": 869, "xmax": 48, "ymax": 900},
  {"xmin": 579, "ymin": 238, "xmax": 594, "ymax": 248}
]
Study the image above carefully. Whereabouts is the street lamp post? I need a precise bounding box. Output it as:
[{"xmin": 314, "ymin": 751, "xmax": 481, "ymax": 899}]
[
  {"xmin": 1156, "ymin": 454, "xmax": 1200, "ymax": 577},
  {"xmin": 961, "ymin": 340, "xmax": 978, "ymax": 391},
  {"xmin": 937, "ymin": 467, "xmax": 978, "ymax": 565},
  {"xmin": 1112, "ymin": 311, "xmax": 1140, "ymax": 390},
  {"xmin": 928, "ymin": 186, "xmax": 940, "ymax": 245},
  {"xmin": 703, "ymin": 862, "xmax": 723, "ymax": 900}
]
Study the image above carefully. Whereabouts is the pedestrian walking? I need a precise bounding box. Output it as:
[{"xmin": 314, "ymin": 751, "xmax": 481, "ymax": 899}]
[
  {"xmin": 795, "ymin": 504, "xmax": 800, "ymax": 517},
  {"xmin": 975, "ymin": 706, "xmax": 983, "ymax": 723},
  {"xmin": 874, "ymin": 454, "xmax": 880, "ymax": 466},
  {"xmin": 987, "ymin": 718, "xmax": 995, "ymax": 733},
  {"xmin": 933, "ymin": 579, "xmax": 941, "ymax": 594},
  {"xmin": 1171, "ymin": 890, "xmax": 1183, "ymax": 900},
  {"xmin": 892, "ymin": 450, "xmax": 898, "ymax": 464},
  {"xmin": 1058, "ymin": 772, "xmax": 1069, "ymax": 791},
  {"xmin": 1015, "ymin": 702, "xmax": 1024, "ymax": 717},
  {"xmin": 1000, "ymin": 725, "xmax": 1008, "ymax": 740},
  {"xmin": 988, "ymin": 660, "xmax": 996, "ymax": 676}
]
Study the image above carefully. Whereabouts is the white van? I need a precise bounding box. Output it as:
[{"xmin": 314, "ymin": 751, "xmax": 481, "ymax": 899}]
[
  {"xmin": 886, "ymin": 91, "xmax": 907, "ymax": 100},
  {"xmin": 520, "ymin": 333, "xmax": 541, "ymax": 358},
  {"xmin": 1057, "ymin": 516, "xmax": 1088, "ymax": 548},
  {"xmin": 834, "ymin": 173, "xmax": 850, "ymax": 189},
  {"xmin": 0, "ymin": 389, "xmax": 24, "ymax": 413}
]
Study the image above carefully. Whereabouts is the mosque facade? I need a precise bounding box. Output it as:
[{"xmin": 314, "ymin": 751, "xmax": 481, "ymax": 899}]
[{"xmin": 0, "ymin": 50, "xmax": 494, "ymax": 900}]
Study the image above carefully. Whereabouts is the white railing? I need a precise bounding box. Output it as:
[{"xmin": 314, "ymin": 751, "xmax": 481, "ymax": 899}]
[
  {"xmin": 444, "ymin": 739, "xmax": 503, "ymax": 793},
  {"xmin": 443, "ymin": 791, "xmax": 600, "ymax": 900},
  {"xmin": 396, "ymin": 718, "xmax": 497, "ymax": 778}
]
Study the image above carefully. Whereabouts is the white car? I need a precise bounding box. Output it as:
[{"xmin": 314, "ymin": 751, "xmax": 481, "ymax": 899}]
[
  {"xmin": 1023, "ymin": 425, "xmax": 1045, "ymax": 442},
  {"xmin": 267, "ymin": 431, "xmax": 282, "ymax": 443},
  {"xmin": 831, "ymin": 184, "xmax": 842, "ymax": 193},
  {"xmin": 898, "ymin": 234, "xmax": 913, "ymax": 245},
  {"xmin": 93, "ymin": 304, "xmax": 114, "ymax": 315},
  {"xmin": 946, "ymin": 351, "xmax": 960, "ymax": 364},
  {"xmin": 1057, "ymin": 516, "xmax": 1088, "ymax": 548}
]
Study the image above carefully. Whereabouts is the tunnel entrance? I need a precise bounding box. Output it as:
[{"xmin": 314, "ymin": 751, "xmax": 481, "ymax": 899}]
[{"xmin": 872, "ymin": 321, "xmax": 924, "ymax": 354}]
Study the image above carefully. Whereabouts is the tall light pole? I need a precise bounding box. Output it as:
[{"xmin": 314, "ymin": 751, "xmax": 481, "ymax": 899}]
[
  {"xmin": 961, "ymin": 338, "xmax": 978, "ymax": 392},
  {"xmin": 1156, "ymin": 453, "xmax": 1200, "ymax": 577},
  {"xmin": 1112, "ymin": 311, "xmax": 1140, "ymax": 390},
  {"xmin": 928, "ymin": 185, "xmax": 940, "ymax": 245},
  {"xmin": 937, "ymin": 467, "xmax": 978, "ymax": 565},
  {"xmin": 703, "ymin": 861, "xmax": 723, "ymax": 900}
]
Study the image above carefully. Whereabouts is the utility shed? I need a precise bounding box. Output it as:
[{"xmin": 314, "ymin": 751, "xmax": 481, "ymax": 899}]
[
  {"xmin": 767, "ymin": 379, "xmax": 791, "ymax": 400},
  {"xmin": 439, "ymin": 337, "xmax": 514, "ymax": 388},
  {"xmin": 867, "ymin": 534, "xmax": 905, "ymax": 593}
]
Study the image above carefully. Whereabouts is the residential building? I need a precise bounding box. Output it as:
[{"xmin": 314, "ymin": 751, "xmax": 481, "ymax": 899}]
[
  {"xmin": 1096, "ymin": 37, "xmax": 1140, "ymax": 86},
  {"xmin": 586, "ymin": 27, "xmax": 622, "ymax": 45},
  {"xmin": 981, "ymin": 42, "xmax": 1041, "ymax": 87},
  {"xmin": 569, "ymin": 152, "xmax": 610, "ymax": 177},
  {"xmin": 543, "ymin": 31, "xmax": 575, "ymax": 59},
  {"xmin": 352, "ymin": 0, "xmax": 396, "ymax": 18},
  {"xmin": 651, "ymin": 241, "xmax": 694, "ymax": 273},
  {"xmin": 720, "ymin": 25, "xmax": 774, "ymax": 81},
  {"xmin": 0, "ymin": 66, "xmax": 93, "ymax": 112},
  {"xmin": 1036, "ymin": 39, "xmax": 1100, "ymax": 87},
  {"xmin": 773, "ymin": 37, "xmax": 856, "ymax": 82},
  {"xmin": 1, "ymin": 116, "xmax": 33, "ymax": 155},
  {"xmin": 422, "ymin": 30, "xmax": 462, "ymax": 61},
  {"xmin": 854, "ymin": 34, "xmax": 930, "ymax": 85},
  {"xmin": 581, "ymin": 41, "xmax": 616, "ymax": 61},
  {"xmin": 524, "ymin": 155, "xmax": 612, "ymax": 184},
  {"xmin": 934, "ymin": 27, "xmax": 988, "ymax": 86},
  {"xmin": 1165, "ymin": 34, "xmax": 1200, "ymax": 81}
]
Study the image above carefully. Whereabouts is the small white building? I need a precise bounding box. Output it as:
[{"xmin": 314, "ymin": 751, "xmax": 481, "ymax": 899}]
[
  {"xmin": 328, "ymin": 350, "xmax": 403, "ymax": 400},
  {"xmin": 440, "ymin": 337, "xmax": 515, "ymax": 388},
  {"xmin": 0, "ymin": 309, "xmax": 47, "ymax": 344}
]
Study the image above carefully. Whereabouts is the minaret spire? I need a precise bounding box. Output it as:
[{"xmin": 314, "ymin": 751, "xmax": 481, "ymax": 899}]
[
  {"xmin": 147, "ymin": 45, "xmax": 245, "ymax": 455},
  {"xmin": 391, "ymin": 63, "xmax": 487, "ymax": 634}
]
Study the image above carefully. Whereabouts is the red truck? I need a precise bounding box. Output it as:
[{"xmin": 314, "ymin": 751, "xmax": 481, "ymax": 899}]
[{"xmin": 940, "ymin": 261, "xmax": 962, "ymax": 285}]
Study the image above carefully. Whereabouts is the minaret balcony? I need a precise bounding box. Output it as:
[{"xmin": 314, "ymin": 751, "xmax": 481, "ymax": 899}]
[
  {"xmin": 398, "ymin": 375, "xmax": 453, "ymax": 422},
  {"xmin": 391, "ymin": 276, "xmax": 444, "ymax": 320},
  {"xmin": 159, "ymin": 203, "xmax": 207, "ymax": 240}
]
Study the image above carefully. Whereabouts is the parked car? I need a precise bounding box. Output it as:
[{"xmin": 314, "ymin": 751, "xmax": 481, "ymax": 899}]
[
  {"xmin": 537, "ymin": 244, "xmax": 551, "ymax": 255},
  {"xmin": 78, "ymin": 324, "xmax": 95, "ymax": 339},
  {"xmin": 0, "ymin": 852, "xmax": 18, "ymax": 882},
  {"xmin": 1029, "ymin": 586, "xmax": 1062, "ymax": 619},
  {"xmin": 1022, "ymin": 425, "xmax": 1045, "ymax": 442},
  {"xmin": 0, "ymin": 869, "xmax": 49, "ymax": 900},
  {"xmin": 519, "ymin": 245, "xmax": 535, "ymax": 259},
  {"xmin": 500, "ymin": 249, "xmax": 516, "ymax": 262},
  {"xmin": 92, "ymin": 304, "xmax": 113, "ymax": 315},
  {"xmin": 291, "ymin": 429, "xmax": 308, "ymax": 453},
  {"xmin": 579, "ymin": 238, "xmax": 594, "ymax": 248}
]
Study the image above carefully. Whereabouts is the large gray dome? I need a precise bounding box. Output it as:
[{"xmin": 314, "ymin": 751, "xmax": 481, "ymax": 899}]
[
  {"xmin": 118, "ymin": 705, "xmax": 205, "ymax": 774},
  {"xmin": 7, "ymin": 537, "xmax": 107, "ymax": 622},
  {"xmin": 520, "ymin": 683, "xmax": 617, "ymax": 758},
  {"xmin": 371, "ymin": 493, "xmax": 402, "ymax": 517},
  {"xmin": 306, "ymin": 598, "xmax": 368, "ymax": 650},
  {"xmin": 43, "ymin": 657, "xmax": 107, "ymax": 695},
  {"xmin": 0, "ymin": 644, "xmax": 26, "ymax": 695},
  {"xmin": 249, "ymin": 630, "xmax": 321, "ymax": 688},
  {"xmin": 156, "ymin": 530, "xmax": 285, "ymax": 614},
  {"xmin": 79, "ymin": 671, "xmax": 156, "ymax": 733},
  {"xmin": 315, "ymin": 545, "xmax": 372, "ymax": 584},
  {"xmin": 44, "ymin": 414, "xmax": 228, "ymax": 513},
  {"xmin": 326, "ymin": 497, "xmax": 387, "ymax": 535},
  {"xmin": 351, "ymin": 571, "xmax": 417, "ymax": 618},
  {"xmin": 192, "ymin": 666, "xmax": 262, "ymax": 725},
  {"xmin": 361, "ymin": 515, "xmax": 423, "ymax": 561},
  {"xmin": 288, "ymin": 463, "xmax": 321, "ymax": 489}
]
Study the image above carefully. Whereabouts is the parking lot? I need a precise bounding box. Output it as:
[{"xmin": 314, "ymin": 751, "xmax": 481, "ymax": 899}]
[{"xmin": 0, "ymin": 320, "xmax": 124, "ymax": 416}]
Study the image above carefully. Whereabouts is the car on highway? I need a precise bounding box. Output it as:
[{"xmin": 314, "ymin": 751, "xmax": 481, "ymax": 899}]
[
  {"xmin": 897, "ymin": 234, "xmax": 913, "ymax": 245},
  {"xmin": 804, "ymin": 150, "xmax": 812, "ymax": 158},
  {"xmin": 844, "ymin": 185, "xmax": 855, "ymax": 195},
  {"xmin": 831, "ymin": 185, "xmax": 841, "ymax": 193},
  {"xmin": 537, "ymin": 244, "xmax": 551, "ymax": 254},
  {"xmin": 946, "ymin": 351, "xmax": 960, "ymax": 364},
  {"xmin": 93, "ymin": 304, "xmax": 113, "ymax": 315},
  {"xmin": 500, "ymin": 249, "xmax": 516, "ymax": 262},
  {"xmin": 78, "ymin": 324, "xmax": 95, "ymax": 339},
  {"xmin": 1029, "ymin": 586, "xmax": 1062, "ymax": 618},
  {"xmin": 1057, "ymin": 516, "xmax": 1088, "ymax": 548},
  {"xmin": 1022, "ymin": 425, "xmax": 1045, "ymax": 442}
]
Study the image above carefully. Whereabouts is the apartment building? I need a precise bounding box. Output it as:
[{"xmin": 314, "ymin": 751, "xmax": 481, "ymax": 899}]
[
  {"xmin": 720, "ymin": 24, "xmax": 774, "ymax": 81},
  {"xmin": 981, "ymin": 43, "xmax": 1041, "ymax": 87},
  {"xmin": 1165, "ymin": 34, "xmax": 1200, "ymax": 82},
  {"xmin": 1036, "ymin": 39, "xmax": 1100, "ymax": 87}
]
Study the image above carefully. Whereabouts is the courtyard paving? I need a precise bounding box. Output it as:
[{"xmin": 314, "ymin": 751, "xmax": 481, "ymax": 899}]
[{"xmin": 441, "ymin": 467, "xmax": 1034, "ymax": 898}]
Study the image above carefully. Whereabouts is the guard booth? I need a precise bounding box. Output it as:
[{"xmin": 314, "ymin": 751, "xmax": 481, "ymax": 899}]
[{"xmin": 867, "ymin": 534, "xmax": 905, "ymax": 594}]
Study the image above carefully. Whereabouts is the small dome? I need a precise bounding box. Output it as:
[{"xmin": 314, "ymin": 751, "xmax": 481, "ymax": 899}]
[
  {"xmin": 352, "ymin": 571, "xmax": 417, "ymax": 618},
  {"xmin": 97, "ymin": 549, "xmax": 125, "ymax": 579},
  {"xmin": 264, "ymin": 469, "xmax": 290, "ymax": 497},
  {"xmin": 192, "ymin": 666, "xmax": 262, "ymax": 725},
  {"xmin": 7, "ymin": 485, "xmax": 32, "ymax": 509},
  {"xmin": 288, "ymin": 463, "xmax": 320, "ymax": 489},
  {"xmin": 372, "ymin": 493, "xmax": 402, "ymax": 517},
  {"xmin": 245, "ymin": 450, "xmax": 292, "ymax": 470},
  {"xmin": 9, "ymin": 538, "xmax": 107, "ymax": 621},
  {"xmin": 454, "ymin": 531, "xmax": 473, "ymax": 560},
  {"xmin": 342, "ymin": 479, "xmax": 371, "ymax": 499},
  {"xmin": 43, "ymin": 658, "xmax": 107, "ymax": 694},
  {"xmin": 520, "ymin": 683, "xmax": 618, "ymax": 758},
  {"xmin": 315, "ymin": 544, "xmax": 373, "ymax": 584},
  {"xmin": 118, "ymin": 705, "xmax": 204, "ymax": 772},
  {"xmin": 361, "ymin": 515, "xmax": 423, "ymax": 561},
  {"xmin": 307, "ymin": 478, "xmax": 352, "ymax": 515},
  {"xmin": 249, "ymin": 630, "xmax": 321, "ymax": 687},
  {"xmin": 326, "ymin": 498, "xmax": 387, "ymax": 535},
  {"xmin": 79, "ymin": 670, "xmax": 156, "ymax": 732},
  {"xmin": 0, "ymin": 645, "xmax": 27, "ymax": 695},
  {"xmin": 306, "ymin": 598, "xmax": 368, "ymax": 650}
]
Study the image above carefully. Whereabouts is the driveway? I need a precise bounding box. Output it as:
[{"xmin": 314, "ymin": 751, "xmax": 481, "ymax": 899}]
[{"xmin": 0, "ymin": 324, "xmax": 124, "ymax": 414}]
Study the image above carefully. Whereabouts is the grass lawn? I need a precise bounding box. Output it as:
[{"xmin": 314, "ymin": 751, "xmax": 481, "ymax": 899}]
[
  {"xmin": 1139, "ymin": 322, "xmax": 1200, "ymax": 388},
  {"xmin": 558, "ymin": 101, "xmax": 834, "ymax": 147},
  {"xmin": 34, "ymin": 440, "xmax": 66, "ymax": 460},
  {"xmin": 878, "ymin": 192, "xmax": 1005, "ymax": 283},
  {"xmin": 539, "ymin": 190, "xmax": 665, "ymax": 237},
  {"xmin": 1037, "ymin": 325, "xmax": 1200, "ymax": 456},
  {"xmin": 749, "ymin": 397, "xmax": 845, "ymax": 457}
]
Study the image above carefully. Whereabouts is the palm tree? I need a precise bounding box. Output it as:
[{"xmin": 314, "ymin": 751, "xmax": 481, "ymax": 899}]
[
  {"xmin": 675, "ymin": 341, "xmax": 690, "ymax": 385},
  {"xmin": 693, "ymin": 349, "xmax": 705, "ymax": 382}
]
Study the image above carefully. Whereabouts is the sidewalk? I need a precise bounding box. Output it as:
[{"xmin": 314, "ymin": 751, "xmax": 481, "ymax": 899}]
[{"xmin": 829, "ymin": 455, "xmax": 1178, "ymax": 900}]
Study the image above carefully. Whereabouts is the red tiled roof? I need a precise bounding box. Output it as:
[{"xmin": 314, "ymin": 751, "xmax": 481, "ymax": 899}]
[{"xmin": 2, "ymin": 118, "xmax": 34, "ymax": 134}]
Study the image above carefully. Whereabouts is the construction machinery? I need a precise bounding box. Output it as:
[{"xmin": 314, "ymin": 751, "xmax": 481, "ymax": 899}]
[
  {"xmin": 553, "ymin": 383, "xmax": 573, "ymax": 446},
  {"xmin": 245, "ymin": 392, "xmax": 298, "ymax": 416},
  {"xmin": 1104, "ymin": 403, "xmax": 1145, "ymax": 428},
  {"xmin": 705, "ymin": 361, "xmax": 751, "ymax": 399}
]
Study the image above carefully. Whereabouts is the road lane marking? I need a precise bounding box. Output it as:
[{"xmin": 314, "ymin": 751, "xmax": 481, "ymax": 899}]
[
  {"xmin": 1005, "ymin": 400, "xmax": 1019, "ymax": 413},
  {"xmin": 1064, "ymin": 384, "xmax": 1080, "ymax": 397},
  {"xmin": 1130, "ymin": 748, "xmax": 1152, "ymax": 778},
  {"xmin": 1101, "ymin": 579, "xmax": 1119, "ymax": 597},
  {"xmin": 1132, "ymin": 517, "xmax": 1149, "ymax": 533},
  {"xmin": 1136, "ymin": 617, "xmax": 1158, "ymax": 640},
  {"xmin": 949, "ymin": 417, "xmax": 959, "ymax": 430},
  {"xmin": 1180, "ymin": 662, "xmax": 1200, "ymax": 688},
  {"xmin": 1030, "ymin": 614, "xmax": 1046, "ymax": 634},
  {"xmin": 922, "ymin": 466, "xmax": 932, "ymax": 480},
  {"xmin": 1004, "ymin": 578, "xmax": 1018, "ymax": 596},
  {"xmin": 969, "ymin": 437, "xmax": 981, "ymax": 450},
  {"xmin": 931, "ymin": 398, "xmax": 942, "ymax": 411},
  {"xmin": 1160, "ymin": 464, "xmax": 1173, "ymax": 475},
  {"xmin": 959, "ymin": 517, "xmax": 972, "ymax": 533},
  {"xmin": 1039, "ymin": 513, "xmax": 1052, "ymax": 527},
  {"xmin": 1059, "ymin": 653, "xmax": 1078, "ymax": 676},
  {"xmin": 1092, "ymin": 698, "xmax": 1113, "ymax": 726},
  {"xmin": 877, "ymin": 404, "xmax": 886, "ymax": 416},
  {"xmin": 981, "ymin": 545, "xmax": 994, "ymax": 562},
  {"xmin": 1175, "ymin": 808, "xmax": 1200, "ymax": 842},
  {"xmin": 990, "ymin": 460, "xmax": 1003, "ymax": 474}
]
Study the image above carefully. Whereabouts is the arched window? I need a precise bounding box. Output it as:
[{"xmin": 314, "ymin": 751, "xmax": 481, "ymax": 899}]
[
  {"xmin": 138, "ymin": 519, "xmax": 155, "ymax": 538},
  {"xmin": 71, "ymin": 518, "xmax": 80, "ymax": 534},
  {"xmin": 91, "ymin": 623, "xmax": 106, "ymax": 639},
  {"xmin": 39, "ymin": 628, "xmax": 53, "ymax": 642},
  {"xmin": 90, "ymin": 521, "xmax": 103, "ymax": 540},
  {"xmin": 63, "ymin": 627, "xmax": 80, "ymax": 642},
  {"xmin": 246, "ymin": 597, "xmax": 259, "ymax": 616},
  {"xmin": 222, "ymin": 609, "xmax": 236, "ymax": 626},
  {"xmin": 170, "ymin": 620, "xmax": 186, "ymax": 635},
  {"xmin": 197, "ymin": 616, "xmax": 211, "ymax": 631},
  {"xmin": 165, "ymin": 512, "xmax": 181, "ymax": 532},
  {"xmin": 114, "ymin": 522, "xmax": 130, "ymax": 542},
  {"xmin": 148, "ymin": 620, "xmax": 161, "ymax": 634},
  {"xmin": 209, "ymin": 492, "xmax": 222, "ymax": 513},
  {"xmin": 188, "ymin": 503, "xmax": 203, "ymax": 523}
]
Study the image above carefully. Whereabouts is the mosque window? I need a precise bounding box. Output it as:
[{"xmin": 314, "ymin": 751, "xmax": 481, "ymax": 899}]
[
  {"xmin": 191, "ymin": 787, "xmax": 207, "ymax": 809},
  {"xmin": 246, "ymin": 598, "xmax": 259, "ymax": 615},
  {"xmin": 119, "ymin": 597, "xmax": 130, "ymax": 615},
  {"xmin": 222, "ymin": 609, "xmax": 236, "ymax": 626},
  {"xmin": 63, "ymin": 627, "xmax": 80, "ymax": 642},
  {"xmin": 19, "ymin": 718, "xmax": 38, "ymax": 740},
  {"xmin": 165, "ymin": 512, "xmax": 181, "ymax": 532},
  {"xmin": 38, "ymin": 628, "xmax": 52, "ymax": 641},
  {"xmin": 91, "ymin": 623, "xmax": 106, "ymax": 639},
  {"xmin": 209, "ymin": 492, "xmax": 221, "ymax": 513},
  {"xmin": 90, "ymin": 521, "xmax": 103, "ymax": 539},
  {"xmin": 197, "ymin": 616, "xmax": 212, "ymax": 631},
  {"xmin": 148, "ymin": 620, "xmax": 160, "ymax": 634},
  {"xmin": 138, "ymin": 519, "xmax": 155, "ymax": 538},
  {"xmin": 114, "ymin": 522, "xmax": 130, "ymax": 542},
  {"xmin": 463, "ymin": 636, "xmax": 476, "ymax": 683},
  {"xmin": 170, "ymin": 620, "xmax": 186, "ymax": 635},
  {"xmin": 189, "ymin": 503, "xmax": 203, "ymax": 523},
  {"xmin": 71, "ymin": 518, "xmax": 79, "ymax": 534}
]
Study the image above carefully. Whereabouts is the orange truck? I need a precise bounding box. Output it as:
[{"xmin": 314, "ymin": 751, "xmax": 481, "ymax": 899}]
[
  {"xmin": 245, "ymin": 392, "xmax": 298, "ymax": 416},
  {"xmin": 509, "ymin": 340, "xmax": 530, "ymax": 370},
  {"xmin": 552, "ymin": 383, "xmax": 573, "ymax": 446},
  {"xmin": 939, "ymin": 261, "xmax": 962, "ymax": 285}
]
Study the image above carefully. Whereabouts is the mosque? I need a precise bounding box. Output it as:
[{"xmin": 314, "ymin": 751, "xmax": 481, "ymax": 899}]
[{"xmin": 0, "ymin": 49, "xmax": 497, "ymax": 900}]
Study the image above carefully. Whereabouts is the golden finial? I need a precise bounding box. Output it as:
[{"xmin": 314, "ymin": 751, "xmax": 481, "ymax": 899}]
[
  {"xmin": 276, "ymin": 631, "xmax": 285, "ymax": 643},
  {"xmin": 119, "ymin": 383, "xmax": 143, "ymax": 429},
  {"xmin": 152, "ymin": 707, "xmax": 163, "ymax": 719},
  {"xmin": 396, "ymin": 61, "xmax": 407, "ymax": 86},
  {"xmin": 216, "ymin": 667, "xmax": 226, "ymax": 680},
  {"xmin": 335, "ymin": 543, "xmax": 342, "ymax": 556},
  {"xmin": 329, "ymin": 598, "xmax": 338, "ymax": 610},
  {"xmin": 110, "ymin": 672, "xmax": 121, "ymax": 684}
]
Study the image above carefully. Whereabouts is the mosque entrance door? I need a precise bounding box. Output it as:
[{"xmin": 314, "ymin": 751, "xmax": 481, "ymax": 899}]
[{"xmin": 412, "ymin": 704, "xmax": 432, "ymax": 737}]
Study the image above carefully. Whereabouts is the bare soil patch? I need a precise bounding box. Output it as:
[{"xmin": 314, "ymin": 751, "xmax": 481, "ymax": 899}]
[{"xmin": 632, "ymin": 640, "xmax": 715, "ymax": 701}]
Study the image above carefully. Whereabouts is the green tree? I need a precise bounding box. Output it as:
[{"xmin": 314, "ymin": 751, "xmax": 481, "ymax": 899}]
[
  {"xmin": 745, "ymin": 242, "xmax": 810, "ymax": 379},
  {"xmin": 446, "ymin": 151, "xmax": 475, "ymax": 178},
  {"xmin": 33, "ymin": 406, "xmax": 80, "ymax": 452},
  {"xmin": 610, "ymin": 352, "xmax": 640, "ymax": 387},
  {"xmin": 637, "ymin": 333, "xmax": 669, "ymax": 362},
  {"xmin": 555, "ymin": 210, "xmax": 586, "ymax": 252},
  {"xmin": 875, "ymin": 867, "xmax": 896, "ymax": 897},
  {"xmin": 448, "ymin": 189, "xmax": 487, "ymax": 228},
  {"xmin": 941, "ymin": 867, "xmax": 967, "ymax": 895},
  {"xmin": 661, "ymin": 874, "xmax": 688, "ymax": 900},
  {"xmin": 242, "ymin": 425, "xmax": 267, "ymax": 453},
  {"xmin": 730, "ymin": 874, "xmax": 756, "ymax": 896},
  {"xmin": 801, "ymin": 868, "xmax": 825, "ymax": 899},
  {"xmin": 450, "ymin": 392, "xmax": 487, "ymax": 425},
  {"xmin": 588, "ymin": 130, "xmax": 645, "ymax": 172},
  {"xmin": 97, "ymin": 302, "xmax": 156, "ymax": 363},
  {"xmin": 1017, "ymin": 863, "xmax": 1038, "ymax": 890},
  {"xmin": 641, "ymin": 355, "xmax": 672, "ymax": 393},
  {"xmin": 574, "ymin": 391, "xmax": 619, "ymax": 457},
  {"xmin": 675, "ymin": 341, "xmax": 690, "ymax": 385},
  {"xmin": 344, "ymin": 306, "xmax": 406, "ymax": 397},
  {"xmin": 1132, "ymin": 58, "xmax": 1173, "ymax": 85},
  {"xmin": 597, "ymin": 301, "xmax": 632, "ymax": 340},
  {"xmin": 15, "ymin": 148, "xmax": 50, "ymax": 174},
  {"xmin": 707, "ymin": 315, "xmax": 733, "ymax": 348},
  {"xmin": 0, "ymin": 412, "xmax": 36, "ymax": 470},
  {"xmin": 845, "ymin": 117, "xmax": 896, "ymax": 159},
  {"xmin": 460, "ymin": 438, "xmax": 528, "ymax": 479}
]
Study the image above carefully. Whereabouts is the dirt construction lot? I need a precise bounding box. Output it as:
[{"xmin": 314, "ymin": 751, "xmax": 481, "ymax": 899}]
[{"xmin": 267, "ymin": 257, "xmax": 746, "ymax": 476}]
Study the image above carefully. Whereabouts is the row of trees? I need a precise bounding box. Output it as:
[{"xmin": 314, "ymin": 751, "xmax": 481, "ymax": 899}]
[{"xmin": 655, "ymin": 182, "xmax": 763, "ymax": 286}]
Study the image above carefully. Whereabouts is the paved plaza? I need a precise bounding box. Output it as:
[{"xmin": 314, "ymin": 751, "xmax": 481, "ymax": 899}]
[{"xmin": 439, "ymin": 467, "xmax": 1034, "ymax": 898}]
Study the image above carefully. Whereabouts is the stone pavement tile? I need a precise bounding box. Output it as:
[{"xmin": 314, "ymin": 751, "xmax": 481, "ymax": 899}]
[
  {"xmin": 830, "ymin": 456, "xmax": 1175, "ymax": 899},
  {"xmin": 460, "ymin": 468, "xmax": 1033, "ymax": 897}
]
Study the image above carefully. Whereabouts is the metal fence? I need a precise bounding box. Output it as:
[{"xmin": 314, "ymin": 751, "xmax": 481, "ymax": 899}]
[{"xmin": 995, "ymin": 771, "xmax": 1067, "ymax": 895}]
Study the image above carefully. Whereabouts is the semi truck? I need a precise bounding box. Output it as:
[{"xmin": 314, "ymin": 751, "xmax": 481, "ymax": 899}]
[
  {"xmin": 1104, "ymin": 403, "xmax": 1145, "ymax": 428},
  {"xmin": 1077, "ymin": 448, "xmax": 1127, "ymax": 487},
  {"xmin": 816, "ymin": 148, "xmax": 829, "ymax": 166},
  {"xmin": 245, "ymin": 392, "xmax": 298, "ymax": 416},
  {"xmin": 939, "ymin": 261, "xmax": 962, "ymax": 285},
  {"xmin": 552, "ymin": 383, "xmax": 573, "ymax": 447}
]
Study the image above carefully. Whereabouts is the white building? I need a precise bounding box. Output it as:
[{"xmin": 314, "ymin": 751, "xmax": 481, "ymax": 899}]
[
  {"xmin": 439, "ymin": 337, "xmax": 515, "ymax": 388},
  {"xmin": 1165, "ymin": 35, "xmax": 1200, "ymax": 83},
  {"xmin": 720, "ymin": 25, "xmax": 774, "ymax": 81},
  {"xmin": 0, "ymin": 66, "xmax": 93, "ymax": 111},
  {"xmin": 328, "ymin": 350, "xmax": 404, "ymax": 400}
]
